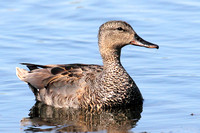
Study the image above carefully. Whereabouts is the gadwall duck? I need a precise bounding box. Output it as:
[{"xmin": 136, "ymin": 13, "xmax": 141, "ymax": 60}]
[{"xmin": 16, "ymin": 21, "xmax": 159, "ymax": 110}]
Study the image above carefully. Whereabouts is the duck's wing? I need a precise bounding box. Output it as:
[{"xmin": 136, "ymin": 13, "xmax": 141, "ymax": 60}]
[{"xmin": 16, "ymin": 63, "xmax": 103, "ymax": 108}]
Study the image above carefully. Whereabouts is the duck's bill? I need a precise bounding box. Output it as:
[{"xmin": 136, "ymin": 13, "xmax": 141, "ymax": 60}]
[{"xmin": 130, "ymin": 34, "xmax": 159, "ymax": 49}]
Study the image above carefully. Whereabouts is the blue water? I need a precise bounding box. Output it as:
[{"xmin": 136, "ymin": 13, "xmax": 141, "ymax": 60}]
[{"xmin": 0, "ymin": 0, "xmax": 200, "ymax": 132}]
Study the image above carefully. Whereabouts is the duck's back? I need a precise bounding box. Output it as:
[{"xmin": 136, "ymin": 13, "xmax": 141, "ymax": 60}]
[{"xmin": 16, "ymin": 63, "xmax": 103, "ymax": 108}]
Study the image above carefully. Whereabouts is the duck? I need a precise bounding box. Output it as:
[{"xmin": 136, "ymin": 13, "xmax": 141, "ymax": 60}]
[{"xmin": 16, "ymin": 20, "xmax": 159, "ymax": 110}]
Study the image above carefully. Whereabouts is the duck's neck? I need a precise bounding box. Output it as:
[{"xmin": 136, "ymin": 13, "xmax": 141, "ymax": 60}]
[{"xmin": 101, "ymin": 48, "xmax": 122, "ymax": 68}]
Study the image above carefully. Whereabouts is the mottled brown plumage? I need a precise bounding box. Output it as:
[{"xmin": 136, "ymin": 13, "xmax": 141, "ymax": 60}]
[{"xmin": 16, "ymin": 21, "xmax": 159, "ymax": 110}]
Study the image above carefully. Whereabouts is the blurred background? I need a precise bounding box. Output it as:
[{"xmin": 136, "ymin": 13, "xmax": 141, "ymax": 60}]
[{"xmin": 0, "ymin": 0, "xmax": 200, "ymax": 132}]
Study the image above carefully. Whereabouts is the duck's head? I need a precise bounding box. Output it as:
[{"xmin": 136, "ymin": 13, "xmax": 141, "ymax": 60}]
[{"xmin": 98, "ymin": 21, "xmax": 159, "ymax": 56}]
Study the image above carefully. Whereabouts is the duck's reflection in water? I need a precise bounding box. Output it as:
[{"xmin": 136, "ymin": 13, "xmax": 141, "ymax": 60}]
[{"xmin": 21, "ymin": 102, "xmax": 143, "ymax": 133}]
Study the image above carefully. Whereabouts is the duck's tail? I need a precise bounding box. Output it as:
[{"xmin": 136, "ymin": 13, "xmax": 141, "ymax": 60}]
[
  {"xmin": 16, "ymin": 67, "xmax": 41, "ymax": 101},
  {"xmin": 16, "ymin": 67, "xmax": 28, "ymax": 82}
]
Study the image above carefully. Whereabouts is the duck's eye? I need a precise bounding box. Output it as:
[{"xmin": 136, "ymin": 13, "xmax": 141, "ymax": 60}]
[{"xmin": 117, "ymin": 27, "xmax": 123, "ymax": 31}]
